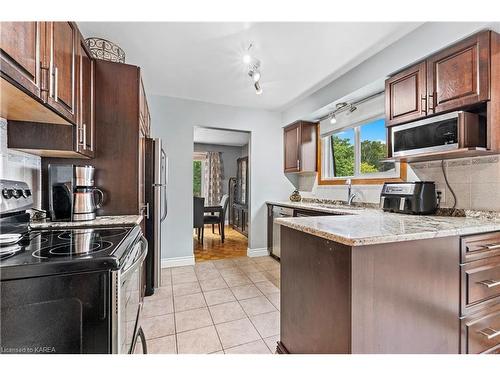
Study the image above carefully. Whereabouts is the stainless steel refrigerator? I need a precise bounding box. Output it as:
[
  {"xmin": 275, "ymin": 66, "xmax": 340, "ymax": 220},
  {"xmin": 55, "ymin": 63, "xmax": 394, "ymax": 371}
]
[{"xmin": 144, "ymin": 138, "xmax": 168, "ymax": 296}]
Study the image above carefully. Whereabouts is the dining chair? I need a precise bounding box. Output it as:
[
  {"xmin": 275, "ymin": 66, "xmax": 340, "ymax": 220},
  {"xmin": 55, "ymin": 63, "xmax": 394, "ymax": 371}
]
[
  {"xmin": 193, "ymin": 196, "xmax": 205, "ymax": 244},
  {"xmin": 204, "ymin": 194, "xmax": 229, "ymax": 243}
]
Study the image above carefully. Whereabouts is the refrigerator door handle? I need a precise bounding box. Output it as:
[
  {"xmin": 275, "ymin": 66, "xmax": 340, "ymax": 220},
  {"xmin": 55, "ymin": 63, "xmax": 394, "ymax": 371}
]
[{"xmin": 160, "ymin": 149, "xmax": 168, "ymax": 222}]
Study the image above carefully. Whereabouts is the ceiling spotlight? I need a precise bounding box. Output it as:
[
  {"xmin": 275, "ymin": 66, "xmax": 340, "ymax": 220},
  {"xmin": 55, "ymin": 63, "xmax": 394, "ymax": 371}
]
[
  {"xmin": 330, "ymin": 114, "xmax": 337, "ymax": 124},
  {"xmin": 349, "ymin": 105, "xmax": 357, "ymax": 112},
  {"xmin": 336, "ymin": 102, "xmax": 348, "ymax": 110},
  {"xmin": 243, "ymin": 42, "xmax": 254, "ymax": 64},
  {"xmin": 254, "ymin": 81, "xmax": 263, "ymax": 95},
  {"xmin": 243, "ymin": 53, "xmax": 252, "ymax": 64},
  {"xmin": 248, "ymin": 69, "xmax": 261, "ymax": 83}
]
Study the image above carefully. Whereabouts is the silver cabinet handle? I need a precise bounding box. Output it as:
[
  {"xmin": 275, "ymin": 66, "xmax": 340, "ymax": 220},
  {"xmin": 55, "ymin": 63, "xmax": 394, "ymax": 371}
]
[
  {"xmin": 143, "ymin": 202, "xmax": 150, "ymax": 219},
  {"xmin": 83, "ymin": 124, "xmax": 87, "ymax": 150},
  {"xmin": 78, "ymin": 124, "xmax": 84, "ymax": 146},
  {"xmin": 477, "ymin": 327, "xmax": 500, "ymax": 340},
  {"xmin": 477, "ymin": 279, "xmax": 500, "ymax": 288},
  {"xmin": 54, "ymin": 66, "xmax": 59, "ymax": 102},
  {"xmin": 483, "ymin": 243, "xmax": 500, "ymax": 250},
  {"xmin": 420, "ymin": 95, "xmax": 427, "ymax": 115}
]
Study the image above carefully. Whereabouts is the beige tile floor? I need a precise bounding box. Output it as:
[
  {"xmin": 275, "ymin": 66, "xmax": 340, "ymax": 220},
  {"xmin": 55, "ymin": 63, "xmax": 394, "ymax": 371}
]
[{"xmin": 135, "ymin": 256, "xmax": 280, "ymax": 354}]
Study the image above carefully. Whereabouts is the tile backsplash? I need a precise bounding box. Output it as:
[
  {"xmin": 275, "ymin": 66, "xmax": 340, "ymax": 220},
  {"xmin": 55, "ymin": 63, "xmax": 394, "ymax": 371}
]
[
  {"xmin": 0, "ymin": 117, "xmax": 42, "ymax": 208},
  {"xmin": 298, "ymin": 155, "xmax": 500, "ymax": 211}
]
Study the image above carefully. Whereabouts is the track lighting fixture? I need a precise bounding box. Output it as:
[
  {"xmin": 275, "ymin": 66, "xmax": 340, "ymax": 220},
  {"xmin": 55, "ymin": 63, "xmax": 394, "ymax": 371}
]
[
  {"xmin": 329, "ymin": 114, "xmax": 337, "ymax": 124},
  {"xmin": 244, "ymin": 43, "xmax": 263, "ymax": 95}
]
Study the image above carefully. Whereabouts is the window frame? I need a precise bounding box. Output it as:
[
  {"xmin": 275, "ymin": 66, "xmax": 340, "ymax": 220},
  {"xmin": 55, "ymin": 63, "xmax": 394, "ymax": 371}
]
[{"xmin": 317, "ymin": 119, "xmax": 407, "ymax": 186}]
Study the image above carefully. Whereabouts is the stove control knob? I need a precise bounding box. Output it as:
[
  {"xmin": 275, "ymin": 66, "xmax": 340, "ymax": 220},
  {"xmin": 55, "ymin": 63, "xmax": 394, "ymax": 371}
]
[
  {"xmin": 23, "ymin": 189, "xmax": 32, "ymax": 198},
  {"xmin": 2, "ymin": 188, "xmax": 13, "ymax": 199},
  {"xmin": 12, "ymin": 189, "xmax": 23, "ymax": 199}
]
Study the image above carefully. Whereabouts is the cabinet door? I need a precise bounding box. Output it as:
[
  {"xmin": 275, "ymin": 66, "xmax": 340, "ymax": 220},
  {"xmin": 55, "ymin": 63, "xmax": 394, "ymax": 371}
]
[
  {"xmin": 76, "ymin": 35, "xmax": 94, "ymax": 158},
  {"xmin": 46, "ymin": 21, "xmax": 77, "ymax": 123},
  {"xmin": 427, "ymin": 31, "xmax": 490, "ymax": 115},
  {"xmin": 139, "ymin": 78, "xmax": 149, "ymax": 136},
  {"xmin": 267, "ymin": 205, "xmax": 273, "ymax": 252},
  {"xmin": 0, "ymin": 22, "xmax": 43, "ymax": 97},
  {"xmin": 385, "ymin": 62, "xmax": 427, "ymax": 126},
  {"xmin": 284, "ymin": 123, "xmax": 300, "ymax": 173}
]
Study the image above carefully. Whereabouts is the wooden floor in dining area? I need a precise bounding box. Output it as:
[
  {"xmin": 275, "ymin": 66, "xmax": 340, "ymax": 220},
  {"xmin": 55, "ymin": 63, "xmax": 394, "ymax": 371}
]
[{"xmin": 194, "ymin": 225, "xmax": 248, "ymax": 262}]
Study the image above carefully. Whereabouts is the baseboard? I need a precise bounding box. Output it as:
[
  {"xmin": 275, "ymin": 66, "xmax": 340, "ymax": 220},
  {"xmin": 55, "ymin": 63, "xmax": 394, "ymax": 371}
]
[
  {"xmin": 247, "ymin": 247, "xmax": 269, "ymax": 257},
  {"xmin": 161, "ymin": 255, "xmax": 195, "ymax": 268}
]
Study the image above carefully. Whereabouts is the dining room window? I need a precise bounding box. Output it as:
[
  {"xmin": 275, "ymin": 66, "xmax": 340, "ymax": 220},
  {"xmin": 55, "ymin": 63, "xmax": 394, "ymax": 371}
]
[{"xmin": 193, "ymin": 152, "xmax": 207, "ymax": 197}]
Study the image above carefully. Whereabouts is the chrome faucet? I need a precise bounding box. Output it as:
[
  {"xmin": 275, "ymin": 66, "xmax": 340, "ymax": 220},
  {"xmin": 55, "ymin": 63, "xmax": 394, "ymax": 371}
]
[{"xmin": 345, "ymin": 178, "xmax": 357, "ymax": 206}]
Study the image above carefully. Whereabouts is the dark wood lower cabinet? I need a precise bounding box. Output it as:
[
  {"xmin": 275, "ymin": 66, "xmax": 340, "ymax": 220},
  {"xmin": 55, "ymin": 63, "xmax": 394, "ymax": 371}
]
[{"xmin": 279, "ymin": 226, "xmax": 500, "ymax": 354}]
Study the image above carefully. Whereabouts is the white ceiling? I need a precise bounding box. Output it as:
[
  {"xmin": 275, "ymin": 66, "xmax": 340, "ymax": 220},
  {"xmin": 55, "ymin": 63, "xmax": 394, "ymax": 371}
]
[
  {"xmin": 193, "ymin": 127, "xmax": 249, "ymax": 147},
  {"xmin": 78, "ymin": 22, "xmax": 423, "ymax": 110}
]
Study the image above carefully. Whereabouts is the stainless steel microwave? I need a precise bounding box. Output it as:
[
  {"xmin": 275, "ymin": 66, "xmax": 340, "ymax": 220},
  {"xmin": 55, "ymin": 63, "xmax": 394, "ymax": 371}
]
[{"xmin": 391, "ymin": 111, "xmax": 486, "ymax": 157}]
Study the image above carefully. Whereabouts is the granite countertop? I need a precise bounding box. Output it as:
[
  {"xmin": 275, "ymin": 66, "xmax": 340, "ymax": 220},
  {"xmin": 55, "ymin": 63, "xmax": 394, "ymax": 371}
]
[
  {"xmin": 268, "ymin": 200, "xmax": 500, "ymax": 246},
  {"xmin": 30, "ymin": 215, "xmax": 143, "ymax": 229},
  {"xmin": 266, "ymin": 200, "xmax": 372, "ymax": 215}
]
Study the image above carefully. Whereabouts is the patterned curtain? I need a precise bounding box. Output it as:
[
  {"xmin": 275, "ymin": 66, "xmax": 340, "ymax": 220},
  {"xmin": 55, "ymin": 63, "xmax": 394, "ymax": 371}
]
[{"xmin": 204, "ymin": 152, "xmax": 223, "ymax": 206}]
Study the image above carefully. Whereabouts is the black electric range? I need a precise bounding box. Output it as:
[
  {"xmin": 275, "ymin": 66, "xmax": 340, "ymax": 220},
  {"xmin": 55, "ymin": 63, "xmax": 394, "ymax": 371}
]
[
  {"xmin": 0, "ymin": 179, "xmax": 148, "ymax": 354},
  {"xmin": 0, "ymin": 226, "xmax": 141, "ymax": 281}
]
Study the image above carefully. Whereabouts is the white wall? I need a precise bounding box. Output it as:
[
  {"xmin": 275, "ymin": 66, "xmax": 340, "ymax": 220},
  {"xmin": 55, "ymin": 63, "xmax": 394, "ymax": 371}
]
[{"xmin": 150, "ymin": 96, "xmax": 293, "ymax": 263}]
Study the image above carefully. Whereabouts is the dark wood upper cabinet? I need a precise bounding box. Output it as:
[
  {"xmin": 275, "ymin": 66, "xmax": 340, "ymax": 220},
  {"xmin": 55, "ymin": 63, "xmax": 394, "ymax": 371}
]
[
  {"xmin": 385, "ymin": 62, "xmax": 427, "ymax": 126},
  {"xmin": 284, "ymin": 123, "xmax": 300, "ymax": 172},
  {"xmin": 0, "ymin": 22, "xmax": 43, "ymax": 98},
  {"xmin": 45, "ymin": 22, "xmax": 77, "ymax": 124},
  {"xmin": 76, "ymin": 33, "xmax": 95, "ymax": 158},
  {"xmin": 386, "ymin": 30, "xmax": 494, "ymax": 128},
  {"xmin": 4, "ymin": 22, "xmax": 97, "ymax": 159},
  {"xmin": 283, "ymin": 121, "xmax": 318, "ymax": 173},
  {"xmin": 427, "ymin": 31, "xmax": 490, "ymax": 115}
]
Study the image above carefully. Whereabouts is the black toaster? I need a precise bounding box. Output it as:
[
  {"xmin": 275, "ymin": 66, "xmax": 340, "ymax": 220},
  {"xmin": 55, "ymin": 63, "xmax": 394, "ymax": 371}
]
[{"xmin": 380, "ymin": 182, "xmax": 437, "ymax": 215}]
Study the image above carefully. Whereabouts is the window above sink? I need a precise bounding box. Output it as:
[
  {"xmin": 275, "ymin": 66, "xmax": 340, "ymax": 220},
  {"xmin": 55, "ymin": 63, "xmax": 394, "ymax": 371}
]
[{"xmin": 318, "ymin": 93, "xmax": 407, "ymax": 185}]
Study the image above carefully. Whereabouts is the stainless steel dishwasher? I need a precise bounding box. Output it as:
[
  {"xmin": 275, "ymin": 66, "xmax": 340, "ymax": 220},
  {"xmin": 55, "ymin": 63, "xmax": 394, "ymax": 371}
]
[{"xmin": 272, "ymin": 206, "xmax": 294, "ymax": 259}]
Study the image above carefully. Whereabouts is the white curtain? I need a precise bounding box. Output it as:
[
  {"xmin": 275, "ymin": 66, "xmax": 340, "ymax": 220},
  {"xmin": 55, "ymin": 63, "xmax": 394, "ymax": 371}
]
[{"xmin": 204, "ymin": 152, "xmax": 223, "ymax": 206}]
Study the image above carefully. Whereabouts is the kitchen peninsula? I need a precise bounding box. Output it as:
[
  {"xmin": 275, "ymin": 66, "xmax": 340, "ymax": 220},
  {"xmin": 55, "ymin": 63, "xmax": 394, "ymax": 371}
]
[{"xmin": 273, "ymin": 202, "xmax": 500, "ymax": 354}]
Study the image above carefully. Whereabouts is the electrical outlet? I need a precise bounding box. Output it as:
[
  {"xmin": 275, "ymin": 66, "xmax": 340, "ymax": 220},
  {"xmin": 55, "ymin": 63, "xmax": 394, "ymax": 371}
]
[{"xmin": 436, "ymin": 189, "xmax": 446, "ymax": 206}]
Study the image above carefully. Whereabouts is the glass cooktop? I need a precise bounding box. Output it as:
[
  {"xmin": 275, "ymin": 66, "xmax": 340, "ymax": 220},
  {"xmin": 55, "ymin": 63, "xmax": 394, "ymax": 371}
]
[{"xmin": 0, "ymin": 227, "xmax": 134, "ymax": 266}]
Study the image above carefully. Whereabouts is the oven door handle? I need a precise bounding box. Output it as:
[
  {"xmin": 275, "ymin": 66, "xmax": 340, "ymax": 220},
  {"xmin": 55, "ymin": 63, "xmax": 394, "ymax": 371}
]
[{"xmin": 121, "ymin": 236, "xmax": 148, "ymax": 279}]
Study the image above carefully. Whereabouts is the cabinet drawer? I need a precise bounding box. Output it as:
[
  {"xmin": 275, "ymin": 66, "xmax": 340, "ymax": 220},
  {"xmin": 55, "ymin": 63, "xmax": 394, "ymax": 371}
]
[
  {"xmin": 461, "ymin": 232, "xmax": 500, "ymax": 263},
  {"xmin": 462, "ymin": 256, "xmax": 500, "ymax": 311},
  {"xmin": 462, "ymin": 304, "xmax": 500, "ymax": 354}
]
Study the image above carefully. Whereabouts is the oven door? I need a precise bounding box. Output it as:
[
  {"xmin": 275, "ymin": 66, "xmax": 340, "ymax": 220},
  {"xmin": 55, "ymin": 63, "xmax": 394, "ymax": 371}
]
[
  {"xmin": 391, "ymin": 111, "xmax": 461, "ymax": 157},
  {"xmin": 111, "ymin": 235, "xmax": 148, "ymax": 354}
]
